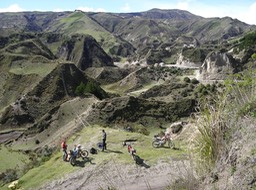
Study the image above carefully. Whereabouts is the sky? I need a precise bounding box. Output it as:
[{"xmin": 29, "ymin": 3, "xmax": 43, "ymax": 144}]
[{"xmin": 0, "ymin": 0, "xmax": 256, "ymax": 25}]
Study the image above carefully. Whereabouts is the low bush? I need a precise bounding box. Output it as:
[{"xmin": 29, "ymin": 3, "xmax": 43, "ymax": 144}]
[
  {"xmin": 0, "ymin": 169, "xmax": 18, "ymax": 185},
  {"xmin": 183, "ymin": 77, "xmax": 191, "ymax": 83}
]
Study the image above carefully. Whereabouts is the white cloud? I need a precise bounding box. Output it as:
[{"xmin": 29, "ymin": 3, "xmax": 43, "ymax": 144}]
[
  {"xmin": 121, "ymin": 3, "xmax": 130, "ymax": 12},
  {"xmin": 52, "ymin": 8, "xmax": 68, "ymax": 12},
  {"xmin": 0, "ymin": 4, "xmax": 25, "ymax": 12},
  {"xmin": 187, "ymin": 2, "xmax": 256, "ymax": 25},
  {"xmin": 76, "ymin": 6, "xmax": 106, "ymax": 12},
  {"xmin": 176, "ymin": 2, "xmax": 189, "ymax": 10},
  {"xmin": 141, "ymin": 0, "xmax": 191, "ymax": 11},
  {"xmin": 238, "ymin": 2, "xmax": 256, "ymax": 25}
]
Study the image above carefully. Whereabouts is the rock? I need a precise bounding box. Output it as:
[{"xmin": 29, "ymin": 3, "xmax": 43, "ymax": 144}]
[
  {"xmin": 8, "ymin": 180, "xmax": 19, "ymax": 189},
  {"xmin": 199, "ymin": 51, "xmax": 237, "ymax": 80},
  {"xmin": 169, "ymin": 121, "xmax": 184, "ymax": 134}
]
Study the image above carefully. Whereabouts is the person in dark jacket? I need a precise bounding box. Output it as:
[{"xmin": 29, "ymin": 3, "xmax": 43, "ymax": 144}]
[{"xmin": 102, "ymin": 129, "xmax": 107, "ymax": 151}]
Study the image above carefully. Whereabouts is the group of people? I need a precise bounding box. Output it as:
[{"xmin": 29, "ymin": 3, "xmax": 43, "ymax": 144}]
[
  {"xmin": 61, "ymin": 129, "xmax": 107, "ymax": 161},
  {"xmin": 61, "ymin": 140, "xmax": 82, "ymax": 161},
  {"xmin": 61, "ymin": 128, "xmax": 172, "ymax": 159}
]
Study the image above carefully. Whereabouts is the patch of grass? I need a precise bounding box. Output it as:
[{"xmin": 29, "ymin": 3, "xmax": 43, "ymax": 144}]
[
  {"xmin": 251, "ymin": 148, "xmax": 256, "ymax": 156},
  {"xmin": 0, "ymin": 145, "xmax": 30, "ymax": 172},
  {"xmin": 194, "ymin": 101, "xmax": 226, "ymax": 172},
  {"xmin": 101, "ymin": 82, "xmax": 128, "ymax": 96},
  {"xmin": 230, "ymin": 166, "xmax": 236, "ymax": 176},
  {"xmin": 9, "ymin": 62, "xmax": 58, "ymax": 77},
  {"xmin": 17, "ymin": 152, "xmax": 77, "ymax": 189},
  {"xmin": 102, "ymin": 81, "xmax": 162, "ymax": 97}
]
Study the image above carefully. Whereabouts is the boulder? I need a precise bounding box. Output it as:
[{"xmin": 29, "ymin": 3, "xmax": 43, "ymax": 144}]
[{"xmin": 169, "ymin": 121, "xmax": 184, "ymax": 134}]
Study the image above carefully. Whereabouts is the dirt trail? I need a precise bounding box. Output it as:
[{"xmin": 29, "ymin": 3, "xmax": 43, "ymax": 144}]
[{"xmin": 36, "ymin": 156, "xmax": 193, "ymax": 190}]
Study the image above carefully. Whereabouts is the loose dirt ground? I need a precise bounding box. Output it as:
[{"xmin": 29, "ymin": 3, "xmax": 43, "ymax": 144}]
[{"xmin": 36, "ymin": 155, "xmax": 193, "ymax": 190}]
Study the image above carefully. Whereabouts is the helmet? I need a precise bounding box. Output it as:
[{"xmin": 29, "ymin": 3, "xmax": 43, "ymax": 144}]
[{"xmin": 77, "ymin": 144, "xmax": 81, "ymax": 148}]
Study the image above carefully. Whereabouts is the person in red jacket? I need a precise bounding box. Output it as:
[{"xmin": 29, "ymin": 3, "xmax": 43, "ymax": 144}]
[{"xmin": 61, "ymin": 139, "xmax": 68, "ymax": 161}]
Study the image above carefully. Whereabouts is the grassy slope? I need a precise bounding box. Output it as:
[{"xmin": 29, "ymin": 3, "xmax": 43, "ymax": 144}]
[
  {"xmin": 9, "ymin": 61, "xmax": 58, "ymax": 77},
  {"xmin": 48, "ymin": 12, "xmax": 116, "ymax": 53},
  {"xmin": 12, "ymin": 124, "xmax": 187, "ymax": 189},
  {"xmin": 0, "ymin": 146, "xmax": 29, "ymax": 172}
]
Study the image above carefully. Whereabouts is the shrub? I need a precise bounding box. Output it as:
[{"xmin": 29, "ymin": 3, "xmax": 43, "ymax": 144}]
[
  {"xmin": 75, "ymin": 81, "xmax": 107, "ymax": 99},
  {"xmin": 191, "ymin": 78, "xmax": 199, "ymax": 84},
  {"xmin": 75, "ymin": 82, "xmax": 86, "ymax": 96},
  {"xmin": 0, "ymin": 169, "xmax": 18, "ymax": 184},
  {"xmin": 132, "ymin": 124, "xmax": 150, "ymax": 136},
  {"xmin": 183, "ymin": 77, "xmax": 191, "ymax": 83},
  {"xmin": 239, "ymin": 31, "xmax": 256, "ymax": 50}
]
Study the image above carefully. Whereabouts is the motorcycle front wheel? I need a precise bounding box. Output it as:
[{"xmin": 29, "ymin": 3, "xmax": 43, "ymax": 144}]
[{"xmin": 80, "ymin": 150, "xmax": 89, "ymax": 159}]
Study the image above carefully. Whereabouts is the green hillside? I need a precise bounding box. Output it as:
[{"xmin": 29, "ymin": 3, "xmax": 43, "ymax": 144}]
[{"xmin": 47, "ymin": 12, "xmax": 118, "ymax": 54}]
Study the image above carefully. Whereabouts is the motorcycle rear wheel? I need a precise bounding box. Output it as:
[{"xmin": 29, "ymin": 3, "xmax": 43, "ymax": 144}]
[
  {"xmin": 133, "ymin": 155, "xmax": 143, "ymax": 165},
  {"xmin": 62, "ymin": 153, "xmax": 67, "ymax": 161},
  {"xmin": 70, "ymin": 157, "xmax": 76, "ymax": 166},
  {"xmin": 168, "ymin": 140, "xmax": 175, "ymax": 149},
  {"xmin": 152, "ymin": 140, "xmax": 160, "ymax": 148}
]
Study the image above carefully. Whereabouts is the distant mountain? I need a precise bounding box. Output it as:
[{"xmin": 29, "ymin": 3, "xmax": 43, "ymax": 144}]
[
  {"xmin": 0, "ymin": 9, "xmax": 254, "ymax": 62},
  {"xmin": 116, "ymin": 8, "xmax": 202, "ymax": 20}
]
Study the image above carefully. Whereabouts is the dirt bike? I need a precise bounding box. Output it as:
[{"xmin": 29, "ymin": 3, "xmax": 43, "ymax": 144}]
[
  {"xmin": 152, "ymin": 135, "xmax": 175, "ymax": 148},
  {"xmin": 131, "ymin": 152, "xmax": 143, "ymax": 165},
  {"xmin": 123, "ymin": 142, "xmax": 143, "ymax": 165},
  {"xmin": 69, "ymin": 148, "xmax": 89, "ymax": 166}
]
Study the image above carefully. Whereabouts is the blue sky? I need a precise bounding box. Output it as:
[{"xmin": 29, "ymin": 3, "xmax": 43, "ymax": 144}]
[{"xmin": 0, "ymin": 0, "xmax": 256, "ymax": 25}]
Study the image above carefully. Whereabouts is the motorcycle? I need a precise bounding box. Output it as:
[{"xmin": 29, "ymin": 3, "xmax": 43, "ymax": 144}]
[
  {"xmin": 152, "ymin": 135, "xmax": 175, "ymax": 148},
  {"xmin": 123, "ymin": 141, "xmax": 143, "ymax": 165},
  {"xmin": 69, "ymin": 147, "xmax": 89, "ymax": 166}
]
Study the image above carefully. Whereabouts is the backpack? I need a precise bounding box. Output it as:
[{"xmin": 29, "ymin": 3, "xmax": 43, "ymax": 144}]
[{"xmin": 90, "ymin": 147, "xmax": 97, "ymax": 154}]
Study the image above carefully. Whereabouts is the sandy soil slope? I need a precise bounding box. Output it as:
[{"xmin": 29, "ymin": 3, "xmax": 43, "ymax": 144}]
[{"xmin": 36, "ymin": 156, "xmax": 194, "ymax": 190}]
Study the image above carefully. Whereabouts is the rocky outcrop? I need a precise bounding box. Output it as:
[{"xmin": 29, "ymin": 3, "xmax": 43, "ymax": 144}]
[
  {"xmin": 176, "ymin": 52, "xmax": 202, "ymax": 67},
  {"xmin": 199, "ymin": 51, "xmax": 237, "ymax": 80},
  {"xmin": 86, "ymin": 96, "xmax": 196, "ymax": 126},
  {"xmin": 176, "ymin": 43, "xmax": 206, "ymax": 67}
]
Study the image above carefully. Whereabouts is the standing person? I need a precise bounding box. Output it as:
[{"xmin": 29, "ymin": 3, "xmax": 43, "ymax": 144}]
[
  {"xmin": 102, "ymin": 129, "xmax": 107, "ymax": 151},
  {"xmin": 61, "ymin": 139, "xmax": 68, "ymax": 161}
]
